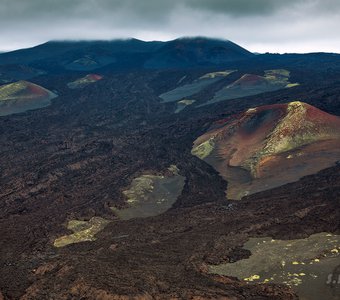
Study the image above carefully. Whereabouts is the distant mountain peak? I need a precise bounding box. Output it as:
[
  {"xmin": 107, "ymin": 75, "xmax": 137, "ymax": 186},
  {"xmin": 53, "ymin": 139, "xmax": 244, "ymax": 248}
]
[
  {"xmin": 172, "ymin": 36, "xmax": 230, "ymax": 42},
  {"xmin": 144, "ymin": 37, "xmax": 253, "ymax": 68},
  {"xmin": 0, "ymin": 37, "xmax": 253, "ymax": 70}
]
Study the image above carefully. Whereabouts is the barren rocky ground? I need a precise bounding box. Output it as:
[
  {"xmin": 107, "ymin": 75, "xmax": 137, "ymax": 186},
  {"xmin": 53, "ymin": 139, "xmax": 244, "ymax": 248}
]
[{"xmin": 0, "ymin": 45, "xmax": 340, "ymax": 299}]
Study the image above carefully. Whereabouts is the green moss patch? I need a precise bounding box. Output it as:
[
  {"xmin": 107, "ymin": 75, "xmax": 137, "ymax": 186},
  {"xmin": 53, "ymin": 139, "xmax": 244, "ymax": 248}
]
[
  {"xmin": 54, "ymin": 217, "xmax": 110, "ymax": 248},
  {"xmin": 191, "ymin": 138, "xmax": 215, "ymax": 159}
]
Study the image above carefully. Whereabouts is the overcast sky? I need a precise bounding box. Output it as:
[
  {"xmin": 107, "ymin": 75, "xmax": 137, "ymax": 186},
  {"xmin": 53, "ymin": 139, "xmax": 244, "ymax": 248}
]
[{"xmin": 1, "ymin": 0, "xmax": 340, "ymax": 53}]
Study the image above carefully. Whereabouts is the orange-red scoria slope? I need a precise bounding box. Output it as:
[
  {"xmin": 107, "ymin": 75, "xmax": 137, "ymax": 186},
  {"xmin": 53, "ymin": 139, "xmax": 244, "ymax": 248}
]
[{"xmin": 192, "ymin": 101, "xmax": 340, "ymax": 199}]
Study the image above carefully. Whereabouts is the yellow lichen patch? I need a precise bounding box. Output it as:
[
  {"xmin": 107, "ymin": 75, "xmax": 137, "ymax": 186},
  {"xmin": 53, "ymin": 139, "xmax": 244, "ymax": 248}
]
[
  {"xmin": 286, "ymin": 152, "xmax": 303, "ymax": 159},
  {"xmin": 67, "ymin": 74, "xmax": 103, "ymax": 89},
  {"xmin": 168, "ymin": 164, "xmax": 180, "ymax": 174},
  {"xmin": 54, "ymin": 217, "xmax": 110, "ymax": 248},
  {"xmin": 191, "ymin": 138, "xmax": 215, "ymax": 159},
  {"xmin": 178, "ymin": 99, "xmax": 196, "ymax": 106},
  {"xmin": 286, "ymin": 83, "xmax": 300, "ymax": 88},
  {"xmin": 209, "ymin": 232, "xmax": 340, "ymax": 300},
  {"xmin": 290, "ymin": 277, "xmax": 303, "ymax": 286},
  {"xmin": 175, "ymin": 99, "xmax": 196, "ymax": 113},
  {"xmin": 123, "ymin": 175, "xmax": 155, "ymax": 204},
  {"xmin": 199, "ymin": 70, "xmax": 236, "ymax": 79},
  {"xmin": 263, "ymin": 101, "xmax": 310, "ymax": 155},
  {"xmin": 67, "ymin": 220, "xmax": 90, "ymax": 232},
  {"xmin": 265, "ymin": 69, "xmax": 291, "ymax": 78},
  {"xmin": 287, "ymin": 101, "xmax": 304, "ymax": 110},
  {"xmin": 72, "ymin": 56, "xmax": 98, "ymax": 66},
  {"xmin": 246, "ymin": 100, "xmax": 334, "ymax": 177},
  {"xmin": 244, "ymin": 274, "xmax": 260, "ymax": 281},
  {"xmin": 264, "ymin": 69, "xmax": 297, "ymax": 87},
  {"xmin": 246, "ymin": 107, "xmax": 257, "ymax": 114},
  {"xmin": 0, "ymin": 81, "xmax": 40, "ymax": 101},
  {"xmin": 0, "ymin": 81, "xmax": 56, "ymax": 101},
  {"xmin": 112, "ymin": 166, "xmax": 185, "ymax": 220}
]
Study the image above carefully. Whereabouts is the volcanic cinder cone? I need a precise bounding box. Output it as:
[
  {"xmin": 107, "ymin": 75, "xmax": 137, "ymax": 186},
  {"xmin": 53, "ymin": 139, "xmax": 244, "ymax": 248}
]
[
  {"xmin": 0, "ymin": 80, "xmax": 57, "ymax": 116},
  {"xmin": 192, "ymin": 101, "xmax": 340, "ymax": 199},
  {"xmin": 67, "ymin": 74, "xmax": 103, "ymax": 89}
]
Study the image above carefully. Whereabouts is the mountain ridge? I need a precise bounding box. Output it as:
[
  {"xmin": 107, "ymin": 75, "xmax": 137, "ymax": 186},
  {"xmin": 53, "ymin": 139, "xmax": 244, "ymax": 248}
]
[{"xmin": 0, "ymin": 37, "xmax": 254, "ymax": 70}]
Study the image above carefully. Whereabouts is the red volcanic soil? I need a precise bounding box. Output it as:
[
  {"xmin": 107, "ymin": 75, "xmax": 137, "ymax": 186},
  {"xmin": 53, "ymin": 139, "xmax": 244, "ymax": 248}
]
[
  {"xmin": 67, "ymin": 74, "xmax": 103, "ymax": 89},
  {"xmin": 86, "ymin": 74, "xmax": 103, "ymax": 81},
  {"xmin": 26, "ymin": 82, "xmax": 50, "ymax": 98},
  {"xmin": 230, "ymin": 74, "xmax": 268, "ymax": 87},
  {"xmin": 192, "ymin": 101, "xmax": 340, "ymax": 199}
]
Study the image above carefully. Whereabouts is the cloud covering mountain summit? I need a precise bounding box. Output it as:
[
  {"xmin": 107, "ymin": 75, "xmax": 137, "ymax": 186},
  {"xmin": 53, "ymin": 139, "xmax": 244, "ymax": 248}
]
[{"xmin": 1, "ymin": 0, "xmax": 340, "ymax": 53}]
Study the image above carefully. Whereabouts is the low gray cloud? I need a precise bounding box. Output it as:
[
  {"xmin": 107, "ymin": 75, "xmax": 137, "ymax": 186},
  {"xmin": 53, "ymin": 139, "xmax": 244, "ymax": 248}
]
[
  {"xmin": 0, "ymin": 0, "xmax": 308, "ymax": 19},
  {"xmin": 0, "ymin": 0, "xmax": 339, "ymax": 53},
  {"xmin": 186, "ymin": 0, "xmax": 299, "ymax": 15}
]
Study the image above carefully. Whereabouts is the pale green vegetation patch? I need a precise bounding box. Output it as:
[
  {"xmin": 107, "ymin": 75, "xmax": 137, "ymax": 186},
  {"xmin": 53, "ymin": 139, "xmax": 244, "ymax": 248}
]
[
  {"xmin": 54, "ymin": 217, "xmax": 111, "ymax": 248},
  {"xmin": 286, "ymin": 83, "xmax": 300, "ymax": 88},
  {"xmin": 209, "ymin": 232, "xmax": 340, "ymax": 300},
  {"xmin": 264, "ymin": 69, "xmax": 290, "ymax": 78},
  {"xmin": 246, "ymin": 107, "xmax": 257, "ymax": 114},
  {"xmin": 191, "ymin": 138, "xmax": 215, "ymax": 159},
  {"xmin": 72, "ymin": 57, "xmax": 98, "ymax": 66},
  {"xmin": 175, "ymin": 99, "xmax": 196, "ymax": 113},
  {"xmin": 67, "ymin": 74, "xmax": 102, "ymax": 89},
  {"xmin": 178, "ymin": 99, "xmax": 196, "ymax": 105},
  {"xmin": 67, "ymin": 220, "xmax": 91, "ymax": 232},
  {"xmin": 0, "ymin": 81, "xmax": 27, "ymax": 101},
  {"xmin": 199, "ymin": 70, "xmax": 236, "ymax": 79},
  {"xmin": 262, "ymin": 101, "xmax": 323, "ymax": 155},
  {"xmin": 287, "ymin": 101, "xmax": 304, "ymax": 111},
  {"xmin": 112, "ymin": 165, "xmax": 185, "ymax": 220},
  {"xmin": 122, "ymin": 174, "xmax": 158, "ymax": 204},
  {"xmin": 168, "ymin": 164, "xmax": 180, "ymax": 174}
]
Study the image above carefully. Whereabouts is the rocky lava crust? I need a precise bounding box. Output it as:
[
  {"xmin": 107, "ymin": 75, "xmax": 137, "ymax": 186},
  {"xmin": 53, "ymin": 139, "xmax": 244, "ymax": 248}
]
[{"xmin": 0, "ymin": 63, "xmax": 339, "ymax": 299}]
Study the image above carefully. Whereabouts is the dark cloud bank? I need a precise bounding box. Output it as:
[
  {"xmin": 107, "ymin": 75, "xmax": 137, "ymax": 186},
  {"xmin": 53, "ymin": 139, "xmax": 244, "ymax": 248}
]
[{"xmin": 0, "ymin": 0, "xmax": 339, "ymax": 53}]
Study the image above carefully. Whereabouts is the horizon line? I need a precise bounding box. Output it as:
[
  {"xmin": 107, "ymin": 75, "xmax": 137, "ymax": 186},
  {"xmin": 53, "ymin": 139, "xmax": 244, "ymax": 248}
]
[{"xmin": 1, "ymin": 36, "xmax": 339, "ymax": 55}]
